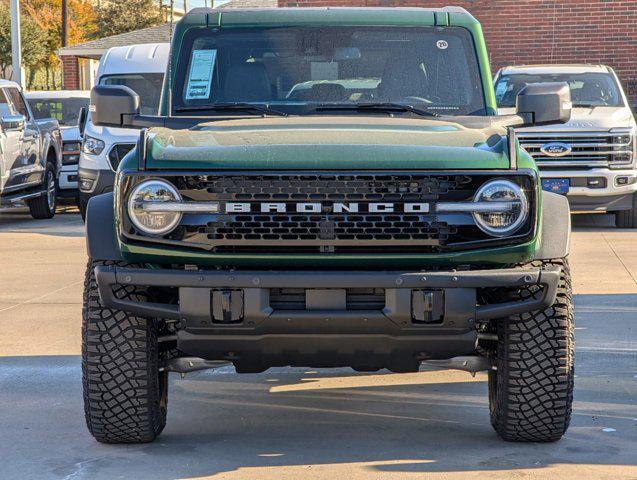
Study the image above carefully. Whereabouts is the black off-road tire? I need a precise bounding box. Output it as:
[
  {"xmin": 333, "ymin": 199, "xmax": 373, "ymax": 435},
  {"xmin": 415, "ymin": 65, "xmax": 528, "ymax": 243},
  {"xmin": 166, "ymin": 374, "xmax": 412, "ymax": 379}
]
[
  {"xmin": 27, "ymin": 163, "xmax": 57, "ymax": 219},
  {"xmin": 82, "ymin": 259, "xmax": 168, "ymax": 444},
  {"xmin": 78, "ymin": 193, "xmax": 89, "ymax": 221},
  {"xmin": 615, "ymin": 194, "xmax": 637, "ymax": 228},
  {"xmin": 488, "ymin": 258, "xmax": 574, "ymax": 442}
]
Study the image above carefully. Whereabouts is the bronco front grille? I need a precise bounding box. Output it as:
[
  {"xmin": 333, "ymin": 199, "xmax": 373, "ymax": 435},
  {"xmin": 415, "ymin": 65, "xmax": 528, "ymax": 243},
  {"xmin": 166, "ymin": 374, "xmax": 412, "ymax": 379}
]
[
  {"xmin": 107, "ymin": 143, "xmax": 136, "ymax": 171},
  {"xmin": 518, "ymin": 131, "xmax": 633, "ymax": 169},
  {"xmin": 120, "ymin": 172, "xmax": 537, "ymax": 254}
]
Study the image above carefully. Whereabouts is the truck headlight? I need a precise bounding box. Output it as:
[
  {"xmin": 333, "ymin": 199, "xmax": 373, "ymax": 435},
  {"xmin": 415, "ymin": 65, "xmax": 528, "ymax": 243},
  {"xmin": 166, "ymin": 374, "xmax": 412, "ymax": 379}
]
[
  {"xmin": 128, "ymin": 180, "xmax": 182, "ymax": 235},
  {"xmin": 609, "ymin": 127, "xmax": 635, "ymax": 167},
  {"xmin": 82, "ymin": 136, "xmax": 105, "ymax": 156},
  {"xmin": 472, "ymin": 179, "xmax": 529, "ymax": 237}
]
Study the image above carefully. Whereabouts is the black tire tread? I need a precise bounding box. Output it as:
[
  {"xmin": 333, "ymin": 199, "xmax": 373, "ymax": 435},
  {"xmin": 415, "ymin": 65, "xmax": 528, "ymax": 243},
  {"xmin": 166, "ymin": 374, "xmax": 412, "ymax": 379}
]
[
  {"xmin": 615, "ymin": 195, "xmax": 637, "ymax": 228},
  {"xmin": 82, "ymin": 259, "xmax": 167, "ymax": 444},
  {"xmin": 27, "ymin": 163, "xmax": 56, "ymax": 219},
  {"xmin": 489, "ymin": 258, "xmax": 574, "ymax": 442},
  {"xmin": 78, "ymin": 193, "xmax": 89, "ymax": 222}
]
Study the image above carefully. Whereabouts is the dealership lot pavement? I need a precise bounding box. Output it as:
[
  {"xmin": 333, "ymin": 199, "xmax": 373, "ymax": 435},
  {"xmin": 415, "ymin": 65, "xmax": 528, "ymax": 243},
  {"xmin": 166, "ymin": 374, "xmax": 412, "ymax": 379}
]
[{"xmin": 0, "ymin": 210, "xmax": 635, "ymax": 480}]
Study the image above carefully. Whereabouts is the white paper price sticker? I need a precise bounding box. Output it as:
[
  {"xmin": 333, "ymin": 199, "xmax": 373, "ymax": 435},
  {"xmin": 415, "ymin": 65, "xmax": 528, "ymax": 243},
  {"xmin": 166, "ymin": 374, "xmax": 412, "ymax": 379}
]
[{"xmin": 186, "ymin": 49, "xmax": 217, "ymax": 100}]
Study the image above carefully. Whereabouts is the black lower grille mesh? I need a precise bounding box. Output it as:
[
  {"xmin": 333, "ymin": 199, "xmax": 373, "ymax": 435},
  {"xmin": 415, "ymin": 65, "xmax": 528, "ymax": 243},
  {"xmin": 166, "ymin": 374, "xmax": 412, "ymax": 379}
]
[
  {"xmin": 269, "ymin": 288, "xmax": 386, "ymax": 310},
  {"xmin": 196, "ymin": 214, "xmax": 455, "ymax": 243}
]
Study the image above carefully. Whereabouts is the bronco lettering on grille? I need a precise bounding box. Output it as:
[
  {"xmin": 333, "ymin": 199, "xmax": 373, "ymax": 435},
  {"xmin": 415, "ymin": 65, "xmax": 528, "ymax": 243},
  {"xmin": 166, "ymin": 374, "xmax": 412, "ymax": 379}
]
[{"xmin": 224, "ymin": 202, "xmax": 431, "ymax": 214}]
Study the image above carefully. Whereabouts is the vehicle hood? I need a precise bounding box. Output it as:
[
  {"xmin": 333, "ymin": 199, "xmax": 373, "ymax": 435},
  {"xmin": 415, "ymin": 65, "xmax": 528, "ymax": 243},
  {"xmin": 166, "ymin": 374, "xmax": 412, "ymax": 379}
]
[
  {"xmin": 144, "ymin": 116, "xmax": 514, "ymax": 170},
  {"xmin": 60, "ymin": 126, "xmax": 81, "ymax": 142},
  {"xmin": 85, "ymin": 116, "xmax": 141, "ymax": 144},
  {"xmin": 498, "ymin": 106, "xmax": 636, "ymax": 132}
]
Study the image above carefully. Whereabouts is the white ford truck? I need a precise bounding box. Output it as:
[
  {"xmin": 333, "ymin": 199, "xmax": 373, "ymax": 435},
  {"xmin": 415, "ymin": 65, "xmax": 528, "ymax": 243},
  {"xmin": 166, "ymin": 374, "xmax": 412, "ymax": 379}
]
[
  {"xmin": 0, "ymin": 79, "xmax": 63, "ymax": 219},
  {"xmin": 78, "ymin": 43, "xmax": 169, "ymax": 219},
  {"xmin": 495, "ymin": 65, "xmax": 637, "ymax": 227}
]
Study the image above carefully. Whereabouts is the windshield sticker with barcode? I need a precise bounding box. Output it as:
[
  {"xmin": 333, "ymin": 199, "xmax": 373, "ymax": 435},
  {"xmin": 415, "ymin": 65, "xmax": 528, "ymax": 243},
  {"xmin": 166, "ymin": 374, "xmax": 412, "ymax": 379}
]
[
  {"xmin": 495, "ymin": 81, "xmax": 508, "ymax": 99},
  {"xmin": 186, "ymin": 49, "xmax": 217, "ymax": 100}
]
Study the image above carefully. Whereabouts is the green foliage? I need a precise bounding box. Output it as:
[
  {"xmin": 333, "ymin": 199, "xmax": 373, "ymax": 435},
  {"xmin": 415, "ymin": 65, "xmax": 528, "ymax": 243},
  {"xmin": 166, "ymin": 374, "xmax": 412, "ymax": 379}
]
[
  {"xmin": 95, "ymin": 0, "xmax": 164, "ymax": 38},
  {"xmin": 0, "ymin": 3, "xmax": 48, "ymax": 75}
]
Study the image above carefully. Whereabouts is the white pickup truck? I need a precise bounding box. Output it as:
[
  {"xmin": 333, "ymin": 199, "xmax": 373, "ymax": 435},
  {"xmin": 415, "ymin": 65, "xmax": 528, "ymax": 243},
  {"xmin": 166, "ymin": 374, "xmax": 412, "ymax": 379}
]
[
  {"xmin": 495, "ymin": 65, "xmax": 637, "ymax": 227},
  {"xmin": 0, "ymin": 79, "xmax": 63, "ymax": 219}
]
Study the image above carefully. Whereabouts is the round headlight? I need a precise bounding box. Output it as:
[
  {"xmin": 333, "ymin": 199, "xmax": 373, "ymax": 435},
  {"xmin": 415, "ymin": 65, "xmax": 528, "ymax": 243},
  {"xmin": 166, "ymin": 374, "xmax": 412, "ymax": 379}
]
[
  {"xmin": 128, "ymin": 180, "xmax": 182, "ymax": 235},
  {"xmin": 472, "ymin": 179, "xmax": 529, "ymax": 237}
]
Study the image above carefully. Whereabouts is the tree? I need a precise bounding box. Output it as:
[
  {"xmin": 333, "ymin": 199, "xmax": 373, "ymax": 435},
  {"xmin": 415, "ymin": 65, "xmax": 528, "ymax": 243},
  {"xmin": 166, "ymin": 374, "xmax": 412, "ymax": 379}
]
[
  {"xmin": 0, "ymin": 3, "xmax": 48, "ymax": 79},
  {"xmin": 20, "ymin": 0, "xmax": 96, "ymax": 86},
  {"xmin": 22, "ymin": 0, "xmax": 97, "ymax": 47},
  {"xmin": 95, "ymin": 0, "xmax": 163, "ymax": 38}
]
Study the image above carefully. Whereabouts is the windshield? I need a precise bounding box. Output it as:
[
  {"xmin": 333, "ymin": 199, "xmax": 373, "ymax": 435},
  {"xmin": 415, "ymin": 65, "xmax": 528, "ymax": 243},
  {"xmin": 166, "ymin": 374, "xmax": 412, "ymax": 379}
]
[
  {"xmin": 28, "ymin": 97, "xmax": 89, "ymax": 126},
  {"xmin": 172, "ymin": 26, "xmax": 486, "ymax": 116},
  {"xmin": 495, "ymin": 72, "xmax": 624, "ymax": 108},
  {"xmin": 100, "ymin": 73, "xmax": 164, "ymax": 115}
]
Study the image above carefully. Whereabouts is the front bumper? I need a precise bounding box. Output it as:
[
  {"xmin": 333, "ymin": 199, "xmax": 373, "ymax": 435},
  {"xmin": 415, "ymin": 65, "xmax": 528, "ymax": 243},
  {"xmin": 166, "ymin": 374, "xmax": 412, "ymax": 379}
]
[
  {"xmin": 94, "ymin": 265, "xmax": 560, "ymax": 370},
  {"xmin": 540, "ymin": 168, "xmax": 637, "ymax": 211},
  {"xmin": 78, "ymin": 167, "xmax": 116, "ymax": 195},
  {"xmin": 58, "ymin": 165, "xmax": 79, "ymax": 191}
]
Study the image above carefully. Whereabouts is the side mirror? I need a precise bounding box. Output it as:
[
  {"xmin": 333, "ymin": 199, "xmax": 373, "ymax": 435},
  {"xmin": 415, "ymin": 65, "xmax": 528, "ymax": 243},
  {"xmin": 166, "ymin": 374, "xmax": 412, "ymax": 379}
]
[
  {"xmin": 90, "ymin": 85, "xmax": 140, "ymax": 127},
  {"xmin": 77, "ymin": 106, "xmax": 88, "ymax": 137},
  {"xmin": 1, "ymin": 114, "xmax": 26, "ymax": 131},
  {"xmin": 516, "ymin": 82, "xmax": 572, "ymax": 126}
]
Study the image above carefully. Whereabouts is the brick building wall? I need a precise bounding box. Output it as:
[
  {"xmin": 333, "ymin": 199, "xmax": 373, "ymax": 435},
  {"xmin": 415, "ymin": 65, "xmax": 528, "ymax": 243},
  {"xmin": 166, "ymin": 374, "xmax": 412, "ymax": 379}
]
[
  {"xmin": 278, "ymin": 0, "xmax": 637, "ymax": 108},
  {"xmin": 61, "ymin": 56, "xmax": 81, "ymax": 90}
]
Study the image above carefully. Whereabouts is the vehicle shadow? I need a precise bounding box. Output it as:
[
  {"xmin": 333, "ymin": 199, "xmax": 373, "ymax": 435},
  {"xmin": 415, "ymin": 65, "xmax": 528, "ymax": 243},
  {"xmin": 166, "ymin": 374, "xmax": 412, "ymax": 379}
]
[
  {"xmin": 1, "ymin": 331, "xmax": 635, "ymax": 480},
  {"xmin": 571, "ymin": 212, "xmax": 633, "ymax": 231}
]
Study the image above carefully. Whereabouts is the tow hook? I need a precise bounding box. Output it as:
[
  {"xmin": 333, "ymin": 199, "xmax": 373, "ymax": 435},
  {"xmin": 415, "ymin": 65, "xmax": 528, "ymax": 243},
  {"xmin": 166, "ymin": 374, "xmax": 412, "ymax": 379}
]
[
  {"xmin": 163, "ymin": 357, "xmax": 232, "ymax": 374},
  {"xmin": 422, "ymin": 355, "xmax": 495, "ymax": 376}
]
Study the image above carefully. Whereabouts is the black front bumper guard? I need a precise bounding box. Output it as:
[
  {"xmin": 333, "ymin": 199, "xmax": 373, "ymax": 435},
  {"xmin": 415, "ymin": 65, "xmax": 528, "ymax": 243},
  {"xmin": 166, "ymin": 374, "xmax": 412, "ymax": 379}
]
[{"xmin": 95, "ymin": 265, "xmax": 561, "ymax": 324}]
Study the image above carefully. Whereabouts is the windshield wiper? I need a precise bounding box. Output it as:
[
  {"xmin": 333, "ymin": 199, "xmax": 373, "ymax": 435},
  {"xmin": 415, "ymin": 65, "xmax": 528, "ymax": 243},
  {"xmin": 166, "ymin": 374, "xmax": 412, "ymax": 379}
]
[
  {"xmin": 315, "ymin": 102, "xmax": 440, "ymax": 117},
  {"xmin": 174, "ymin": 102, "xmax": 288, "ymax": 117}
]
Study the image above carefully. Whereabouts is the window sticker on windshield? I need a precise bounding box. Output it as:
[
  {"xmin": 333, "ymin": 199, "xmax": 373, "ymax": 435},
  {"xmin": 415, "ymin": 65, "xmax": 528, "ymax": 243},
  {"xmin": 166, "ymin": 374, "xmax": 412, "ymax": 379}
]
[
  {"xmin": 436, "ymin": 40, "xmax": 449, "ymax": 50},
  {"xmin": 186, "ymin": 49, "xmax": 217, "ymax": 100},
  {"xmin": 495, "ymin": 81, "xmax": 508, "ymax": 99}
]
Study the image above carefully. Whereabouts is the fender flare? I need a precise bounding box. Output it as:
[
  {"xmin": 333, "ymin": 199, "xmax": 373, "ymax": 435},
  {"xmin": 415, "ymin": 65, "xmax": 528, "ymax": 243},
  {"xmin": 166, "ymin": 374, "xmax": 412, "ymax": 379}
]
[
  {"xmin": 40, "ymin": 131, "xmax": 52, "ymax": 169},
  {"xmin": 86, "ymin": 192, "xmax": 123, "ymax": 261},
  {"xmin": 533, "ymin": 190, "xmax": 571, "ymax": 260},
  {"xmin": 40, "ymin": 130, "xmax": 60, "ymax": 165}
]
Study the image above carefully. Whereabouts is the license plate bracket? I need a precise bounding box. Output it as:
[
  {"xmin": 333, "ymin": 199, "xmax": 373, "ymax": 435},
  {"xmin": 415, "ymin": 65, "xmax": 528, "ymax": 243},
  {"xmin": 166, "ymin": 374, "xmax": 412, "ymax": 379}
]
[{"xmin": 306, "ymin": 289, "xmax": 346, "ymax": 310}]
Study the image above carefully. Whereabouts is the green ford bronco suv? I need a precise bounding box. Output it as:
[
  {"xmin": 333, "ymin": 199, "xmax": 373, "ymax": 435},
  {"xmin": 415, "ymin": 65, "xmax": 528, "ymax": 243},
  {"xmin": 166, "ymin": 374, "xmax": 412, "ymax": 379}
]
[{"xmin": 83, "ymin": 7, "xmax": 575, "ymax": 444}]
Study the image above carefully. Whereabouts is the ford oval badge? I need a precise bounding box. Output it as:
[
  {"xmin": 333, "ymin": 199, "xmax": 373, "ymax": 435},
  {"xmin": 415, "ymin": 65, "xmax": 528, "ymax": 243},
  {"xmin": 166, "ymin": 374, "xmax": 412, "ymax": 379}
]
[{"xmin": 540, "ymin": 142, "xmax": 572, "ymax": 157}]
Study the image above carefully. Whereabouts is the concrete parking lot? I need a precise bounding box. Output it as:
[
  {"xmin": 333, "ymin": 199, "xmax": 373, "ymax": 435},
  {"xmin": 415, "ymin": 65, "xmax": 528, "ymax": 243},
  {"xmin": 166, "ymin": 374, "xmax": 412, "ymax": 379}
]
[{"xmin": 0, "ymin": 209, "xmax": 635, "ymax": 480}]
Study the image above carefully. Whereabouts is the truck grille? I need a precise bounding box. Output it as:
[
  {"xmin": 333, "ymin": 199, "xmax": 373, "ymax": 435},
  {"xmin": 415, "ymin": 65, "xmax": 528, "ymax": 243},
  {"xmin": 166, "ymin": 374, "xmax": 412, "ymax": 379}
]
[
  {"xmin": 107, "ymin": 143, "xmax": 136, "ymax": 171},
  {"xmin": 518, "ymin": 131, "xmax": 633, "ymax": 169},
  {"xmin": 121, "ymin": 172, "xmax": 536, "ymax": 254}
]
